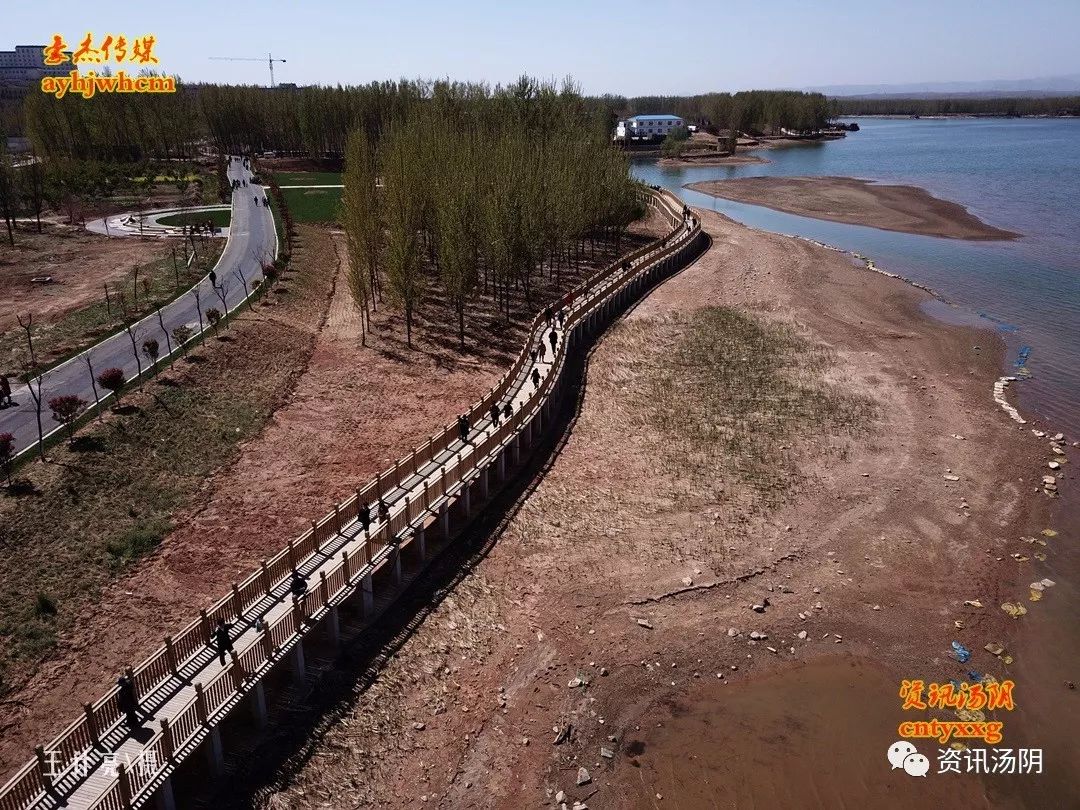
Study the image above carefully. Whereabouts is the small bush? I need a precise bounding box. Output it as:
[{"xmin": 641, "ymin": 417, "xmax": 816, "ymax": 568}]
[
  {"xmin": 97, "ymin": 367, "xmax": 126, "ymax": 405},
  {"xmin": 172, "ymin": 324, "xmax": 194, "ymax": 346},
  {"xmin": 48, "ymin": 394, "xmax": 88, "ymax": 443},
  {"xmin": 34, "ymin": 592, "xmax": 57, "ymax": 617}
]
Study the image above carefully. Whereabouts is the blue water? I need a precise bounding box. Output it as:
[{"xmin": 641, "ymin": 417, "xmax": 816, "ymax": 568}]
[{"xmin": 632, "ymin": 118, "xmax": 1080, "ymax": 434}]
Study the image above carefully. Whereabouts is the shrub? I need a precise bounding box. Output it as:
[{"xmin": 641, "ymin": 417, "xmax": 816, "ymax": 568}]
[
  {"xmin": 142, "ymin": 338, "xmax": 160, "ymax": 367},
  {"xmin": 34, "ymin": 592, "xmax": 57, "ymax": 617},
  {"xmin": 96, "ymin": 367, "xmax": 126, "ymax": 405},
  {"xmin": 206, "ymin": 307, "xmax": 222, "ymax": 333},
  {"xmin": 172, "ymin": 324, "xmax": 194, "ymax": 346},
  {"xmin": 48, "ymin": 394, "xmax": 88, "ymax": 443}
]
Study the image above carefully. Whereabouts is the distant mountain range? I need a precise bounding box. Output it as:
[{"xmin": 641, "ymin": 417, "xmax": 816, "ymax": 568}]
[{"xmin": 804, "ymin": 74, "xmax": 1080, "ymax": 98}]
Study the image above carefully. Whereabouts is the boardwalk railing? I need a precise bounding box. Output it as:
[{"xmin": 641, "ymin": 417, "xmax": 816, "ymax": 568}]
[{"xmin": 0, "ymin": 187, "xmax": 704, "ymax": 810}]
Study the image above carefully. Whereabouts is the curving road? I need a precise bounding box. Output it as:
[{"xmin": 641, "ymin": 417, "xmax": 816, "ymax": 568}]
[{"xmin": 0, "ymin": 158, "xmax": 276, "ymax": 459}]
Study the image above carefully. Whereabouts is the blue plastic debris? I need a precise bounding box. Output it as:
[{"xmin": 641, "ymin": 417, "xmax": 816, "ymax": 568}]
[{"xmin": 952, "ymin": 641, "xmax": 972, "ymax": 664}]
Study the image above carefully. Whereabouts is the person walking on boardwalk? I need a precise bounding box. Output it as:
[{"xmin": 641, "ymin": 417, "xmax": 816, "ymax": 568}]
[
  {"xmin": 490, "ymin": 403, "xmax": 501, "ymax": 427},
  {"xmin": 377, "ymin": 497, "xmax": 390, "ymax": 524},
  {"xmin": 557, "ymin": 309, "xmax": 566, "ymax": 328},
  {"xmin": 549, "ymin": 329, "xmax": 558, "ymax": 355},
  {"xmin": 0, "ymin": 374, "xmax": 12, "ymax": 407},
  {"xmin": 117, "ymin": 674, "xmax": 141, "ymax": 728},
  {"xmin": 538, "ymin": 341, "xmax": 546, "ymax": 362},
  {"xmin": 530, "ymin": 347, "xmax": 538, "ymax": 364},
  {"xmin": 458, "ymin": 414, "xmax": 470, "ymax": 443},
  {"xmin": 359, "ymin": 501, "xmax": 371, "ymax": 533},
  {"xmin": 503, "ymin": 401, "xmax": 513, "ymax": 421},
  {"xmin": 531, "ymin": 367, "xmax": 541, "ymax": 389},
  {"xmin": 213, "ymin": 617, "xmax": 234, "ymax": 667},
  {"xmin": 544, "ymin": 305, "xmax": 553, "ymax": 326},
  {"xmin": 290, "ymin": 569, "xmax": 307, "ymax": 598}
]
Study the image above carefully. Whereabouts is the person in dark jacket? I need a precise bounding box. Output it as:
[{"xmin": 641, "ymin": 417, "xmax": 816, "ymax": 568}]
[
  {"xmin": 557, "ymin": 309, "xmax": 566, "ymax": 328},
  {"xmin": 490, "ymin": 403, "xmax": 500, "ymax": 427},
  {"xmin": 117, "ymin": 674, "xmax": 140, "ymax": 728},
  {"xmin": 548, "ymin": 329, "xmax": 558, "ymax": 354},
  {"xmin": 213, "ymin": 617, "xmax": 234, "ymax": 666},
  {"xmin": 544, "ymin": 305, "xmax": 553, "ymax": 325},
  {"xmin": 377, "ymin": 498, "xmax": 390, "ymax": 523},
  {"xmin": 458, "ymin": 414, "xmax": 470, "ymax": 443},
  {"xmin": 290, "ymin": 570, "xmax": 307, "ymax": 598},
  {"xmin": 503, "ymin": 401, "xmax": 513, "ymax": 420},
  {"xmin": 531, "ymin": 367, "xmax": 541, "ymax": 389},
  {"xmin": 0, "ymin": 374, "xmax": 12, "ymax": 407},
  {"xmin": 359, "ymin": 502, "xmax": 371, "ymax": 533}
]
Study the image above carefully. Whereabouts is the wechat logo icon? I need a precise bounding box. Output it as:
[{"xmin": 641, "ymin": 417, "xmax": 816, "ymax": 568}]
[{"xmin": 888, "ymin": 740, "xmax": 930, "ymax": 777}]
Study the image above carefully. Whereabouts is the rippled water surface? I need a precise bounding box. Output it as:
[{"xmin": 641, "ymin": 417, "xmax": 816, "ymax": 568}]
[{"xmin": 632, "ymin": 118, "xmax": 1080, "ymax": 434}]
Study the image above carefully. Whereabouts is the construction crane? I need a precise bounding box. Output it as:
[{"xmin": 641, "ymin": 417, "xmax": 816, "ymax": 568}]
[{"xmin": 209, "ymin": 53, "xmax": 287, "ymax": 87}]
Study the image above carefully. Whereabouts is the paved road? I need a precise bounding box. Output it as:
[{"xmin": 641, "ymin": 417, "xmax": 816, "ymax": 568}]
[{"xmin": 0, "ymin": 158, "xmax": 276, "ymax": 458}]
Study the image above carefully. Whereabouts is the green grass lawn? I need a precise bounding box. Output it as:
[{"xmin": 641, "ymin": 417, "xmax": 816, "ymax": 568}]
[
  {"xmin": 272, "ymin": 171, "xmax": 343, "ymax": 186},
  {"xmin": 280, "ymin": 187, "xmax": 342, "ymax": 223},
  {"xmin": 157, "ymin": 209, "xmax": 231, "ymax": 228}
]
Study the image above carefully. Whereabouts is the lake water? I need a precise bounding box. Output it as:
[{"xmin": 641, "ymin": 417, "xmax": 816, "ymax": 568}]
[{"xmin": 632, "ymin": 118, "xmax": 1080, "ymax": 436}]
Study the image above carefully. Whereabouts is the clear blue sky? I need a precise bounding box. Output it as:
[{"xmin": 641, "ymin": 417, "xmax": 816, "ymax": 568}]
[{"xmin": 6, "ymin": 0, "xmax": 1078, "ymax": 94}]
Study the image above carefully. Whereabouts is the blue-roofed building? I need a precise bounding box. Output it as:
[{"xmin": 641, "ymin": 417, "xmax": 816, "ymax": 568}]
[{"xmin": 615, "ymin": 114, "xmax": 685, "ymax": 141}]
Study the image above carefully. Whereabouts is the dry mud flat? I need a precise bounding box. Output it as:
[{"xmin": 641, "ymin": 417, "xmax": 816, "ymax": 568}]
[
  {"xmin": 687, "ymin": 175, "xmax": 1020, "ymax": 240},
  {"xmin": 262, "ymin": 210, "xmax": 1071, "ymax": 809}
]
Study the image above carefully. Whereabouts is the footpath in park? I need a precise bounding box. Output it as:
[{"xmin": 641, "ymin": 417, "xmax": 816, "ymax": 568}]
[{"xmin": 0, "ymin": 157, "xmax": 275, "ymax": 464}]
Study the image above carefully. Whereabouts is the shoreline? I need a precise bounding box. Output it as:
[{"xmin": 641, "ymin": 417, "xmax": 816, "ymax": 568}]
[
  {"xmin": 687, "ymin": 175, "xmax": 1021, "ymax": 241},
  {"xmin": 255, "ymin": 205, "xmax": 1071, "ymax": 807}
]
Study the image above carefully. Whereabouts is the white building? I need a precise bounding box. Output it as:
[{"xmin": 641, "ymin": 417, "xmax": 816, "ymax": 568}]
[{"xmin": 618, "ymin": 114, "xmax": 685, "ymax": 141}]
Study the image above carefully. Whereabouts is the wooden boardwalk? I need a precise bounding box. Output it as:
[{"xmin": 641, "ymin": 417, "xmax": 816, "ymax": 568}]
[{"xmin": 0, "ymin": 189, "xmax": 703, "ymax": 810}]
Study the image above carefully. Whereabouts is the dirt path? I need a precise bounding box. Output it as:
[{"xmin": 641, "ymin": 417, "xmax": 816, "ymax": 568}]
[{"xmin": 255, "ymin": 209, "xmax": 1069, "ymax": 809}]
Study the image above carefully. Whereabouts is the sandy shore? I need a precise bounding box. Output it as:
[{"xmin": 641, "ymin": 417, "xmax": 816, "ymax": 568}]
[
  {"xmin": 658, "ymin": 152, "xmax": 769, "ymax": 168},
  {"xmin": 244, "ymin": 210, "xmax": 1073, "ymax": 808},
  {"xmin": 688, "ymin": 175, "xmax": 1021, "ymax": 240}
]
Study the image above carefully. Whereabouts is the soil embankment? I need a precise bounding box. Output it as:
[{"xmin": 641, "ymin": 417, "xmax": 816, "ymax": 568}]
[
  {"xmin": 688, "ymin": 175, "xmax": 1020, "ymax": 240},
  {"xmin": 248, "ymin": 209, "xmax": 1071, "ymax": 809}
]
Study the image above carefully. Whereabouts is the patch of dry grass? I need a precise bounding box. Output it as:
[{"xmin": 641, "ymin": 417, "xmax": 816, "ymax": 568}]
[{"xmin": 613, "ymin": 306, "xmax": 876, "ymax": 512}]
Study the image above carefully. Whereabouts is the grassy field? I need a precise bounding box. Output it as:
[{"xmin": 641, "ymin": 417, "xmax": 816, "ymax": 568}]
[
  {"xmin": 280, "ymin": 187, "xmax": 342, "ymax": 224},
  {"xmin": 157, "ymin": 209, "xmax": 231, "ymax": 228},
  {"xmin": 272, "ymin": 171, "xmax": 343, "ymax": 186}
]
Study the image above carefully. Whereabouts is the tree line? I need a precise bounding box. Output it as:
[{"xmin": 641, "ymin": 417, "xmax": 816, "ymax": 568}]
[
  {"xmin": 828, "ymin": 95, "xmax": 1080, "ymax": 117},
  {"xmin": 339, "ymin": 81, "xmax": 641, "ymax": 350},
  {"xmin": 12, "ymin": 76, "xmax": 620, "ymax": 164},
  {"xmin": 591, "ymin": 90, "xmax": 832, "ymax": 135}
]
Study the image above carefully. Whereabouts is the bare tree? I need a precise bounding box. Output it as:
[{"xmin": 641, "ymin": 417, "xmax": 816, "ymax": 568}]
[
  {"xmin": 124, "ymin": 323, "xmax": 143, "ymax": 377},
  {"xmin": 16, "ymin": 314, "xmax": 37, "ymax": 368},
  {"xmin": 84, "ymin": 353, "xmax": 103, "ymax": 420},
  {"xmin": 155, "ymin": 305, "xmax": 174, "ymax": 359}
]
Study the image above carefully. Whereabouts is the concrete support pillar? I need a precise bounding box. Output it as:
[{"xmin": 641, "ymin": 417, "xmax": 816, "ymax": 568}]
[
  {"xmin": 463, "ymin": 482, "xmax": 472, "ymax": 519},
  {"xmin": 327, "ymin": 605, "xmax": 340, "ymax": 646},
  {"xmin": 440, "ymin": 504, "xmax": 450, "ymax": 540},
  {"xmin": 480, "ymin": 467, "xmax": 489, "ymax": 500},
  {"xmin": 361, "ymin": 573, "xmax": 374, "ymax": 617},
  {"xmin": 250, "ymin": 680, "xmax": 268, "ymax": 729},
  {"xmin": 513, "ymin": 434, "xmax": 521, "ymax": 465},
  {"xmin": 498, "ymin": 449, "xmax": 507, "ymax": 480},
  {"xmin": 156, "ymin": 776, "xmax": 177, "ymax": 810},
  {"xmin": 416, "ymin": 525, "xmax": 427, "ymax": 561},
  {"xmin": 206, "ymin": 727, "xmax": 224, "ymax": 776},
  {"xmin": 392, "ymin": 545, "xmax": 403, "ymax": 585},
  {"xmin": 291, "ymin": 641, "xmax": 306, "ymax": 685}
]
